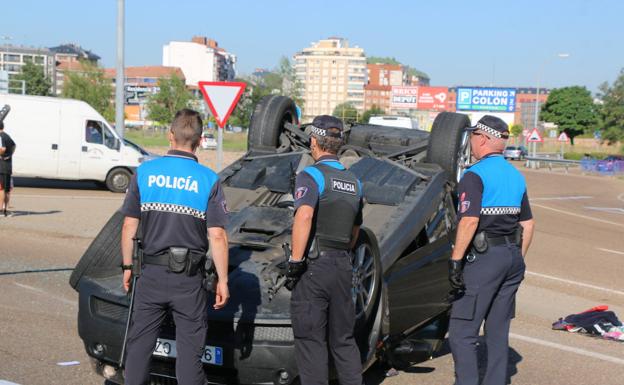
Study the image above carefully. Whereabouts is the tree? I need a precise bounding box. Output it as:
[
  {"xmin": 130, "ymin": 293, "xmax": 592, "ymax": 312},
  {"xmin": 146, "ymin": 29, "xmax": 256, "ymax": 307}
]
[
  {"xmin": 510, "ymin": 124, "xmax": 523, "ymax": 138},
  {"xmin": 597, "ymin": 68, "xmax": 624, "ymax": 145},
  {"xmin": 367, "ymin": 56, "xmax": 401, "ymax": 65},
  {"xmin": 332, "ymin": 102, "xmax": 359, "ymax": 122},
  {"xmin": 277, "ymin": 56, "xmax": 304, "ymax": 107},
  {"xmin": 539, "ymin": 86, "xmax": 599, "ymax": 145},
  {"xmin": 12, "ymin": 61, "xmax": 52, "ymax": 96},
  {"xmin": 62, "ymin": 61, "xmax": 114, "ymax": 121},
  {"xmin": 146, "ymin": 74, "xmax": 192, "ymax": 126},
  {"xmin": 361, "ymin": 105, "xmax": 385, "ymax": 124}
]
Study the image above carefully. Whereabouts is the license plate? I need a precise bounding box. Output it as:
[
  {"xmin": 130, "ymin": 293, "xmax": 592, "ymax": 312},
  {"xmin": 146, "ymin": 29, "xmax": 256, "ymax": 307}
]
[{"xmin": 153, "ymin": 338, "xmax": 223, "ymax": 366}]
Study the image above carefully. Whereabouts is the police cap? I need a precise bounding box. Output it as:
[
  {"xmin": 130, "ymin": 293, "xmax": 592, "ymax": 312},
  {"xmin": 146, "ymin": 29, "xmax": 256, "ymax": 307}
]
[
  {"xmin": 467, "ymin": 115, "xmax": 509, "ymax": 139},
  {"xmin": 310, "ymin": 115, "xmax": 343, "ymax": 139}
]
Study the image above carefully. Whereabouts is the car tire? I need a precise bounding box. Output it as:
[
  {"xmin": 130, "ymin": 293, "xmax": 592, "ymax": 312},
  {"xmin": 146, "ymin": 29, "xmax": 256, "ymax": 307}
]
[
  {"xmin": 426, "ymin": 112, "xmax": 471, "ymax": 184},
  {"xmin": 352, "ymin": 229, "xmax": 381, "ymax": 325},
  {"xmin": 248, "ymin": 95, "xmax": 298, "ymax": 153},
  {"xmin": 69, "ymin": 210, "xmax": 124, "ymax": 290},
  {"xmin": 106, "ymin": 168, "xmax": 132, "ymax": 193}
]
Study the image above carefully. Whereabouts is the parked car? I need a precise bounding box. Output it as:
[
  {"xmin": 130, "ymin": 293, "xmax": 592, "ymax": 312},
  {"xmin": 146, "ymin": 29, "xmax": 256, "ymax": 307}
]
[
  {"xmin": 368, "ymin": 115, "xmax": 419, "ymax": 129},
  {"xmin": 70, "ymin": 95, "xmax": 474, "ymax": 384},
  {"xmin": 201, "ymin": 131, "xmax": 217, "ymax": 149},
  {"xmin": 504, "ymin": 145, "xmax": 528, "ymax": 160}
]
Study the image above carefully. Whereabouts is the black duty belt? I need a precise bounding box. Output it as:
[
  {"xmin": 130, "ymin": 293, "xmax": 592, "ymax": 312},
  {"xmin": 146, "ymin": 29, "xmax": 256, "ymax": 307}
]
[
  {"xmin": 143, "ymin": 253, "xmax": 169, "ymax": 266},
  {"xmin": 487, "ymin": 234, "xmax": 520, "ymax": 247}
]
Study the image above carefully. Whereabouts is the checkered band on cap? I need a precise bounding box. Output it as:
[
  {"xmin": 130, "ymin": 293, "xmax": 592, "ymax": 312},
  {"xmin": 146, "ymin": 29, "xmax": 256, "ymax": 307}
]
[
  {"xmin": 476, "ymin": 123, "xmax": 505, "ymax": 138},
  {"xmin": 310, "ymin": 125, "xmax": 342, "ymax": 139},
  {"xmin": 141, "ymin": 202, "xmax": 206, "ymax": 220},
  {"xmin": 480, "ymin": 207, "xmax": 521, "ymax": 215}
]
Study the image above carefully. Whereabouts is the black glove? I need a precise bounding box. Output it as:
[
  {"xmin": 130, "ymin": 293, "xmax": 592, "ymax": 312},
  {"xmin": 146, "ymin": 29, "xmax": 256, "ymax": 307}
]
[
  {"xmin": 448, "ymin": 259, "xmax": 465, "ymax": 290},
  {"xmin": 285, "ymin": 259, "xmax": 307, "ymax": 291}
]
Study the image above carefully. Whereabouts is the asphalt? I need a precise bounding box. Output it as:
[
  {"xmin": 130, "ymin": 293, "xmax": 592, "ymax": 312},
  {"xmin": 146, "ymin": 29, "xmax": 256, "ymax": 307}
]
[{"xmin": 0, "ymin": 165, "xmax": 623, "ymax": 385}]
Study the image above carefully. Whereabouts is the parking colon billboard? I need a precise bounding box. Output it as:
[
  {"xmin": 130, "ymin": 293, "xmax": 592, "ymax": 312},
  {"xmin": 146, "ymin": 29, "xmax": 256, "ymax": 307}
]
[
  {"xmin": 456, "ymin": 87, "xmax": 516, "ymax": 112},
  {"xmin": 417, "ymin": 87, "xmax": 448, "ymax": 111},
  {"xmin": 391, "ymin": 86, "xmax": 419, "ymax": 109}
]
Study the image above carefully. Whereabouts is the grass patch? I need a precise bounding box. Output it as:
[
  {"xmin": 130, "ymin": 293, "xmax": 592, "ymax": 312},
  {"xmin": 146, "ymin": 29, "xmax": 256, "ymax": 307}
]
[{"xmin": 125, "ymin": 129, "xmax": 247, "ymax": 152}]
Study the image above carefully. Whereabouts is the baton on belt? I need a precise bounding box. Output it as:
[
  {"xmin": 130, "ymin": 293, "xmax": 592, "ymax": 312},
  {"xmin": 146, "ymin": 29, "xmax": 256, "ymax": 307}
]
[{"xmin": 119, "ymin": 237, "xmax": 142, "ymax": 368}]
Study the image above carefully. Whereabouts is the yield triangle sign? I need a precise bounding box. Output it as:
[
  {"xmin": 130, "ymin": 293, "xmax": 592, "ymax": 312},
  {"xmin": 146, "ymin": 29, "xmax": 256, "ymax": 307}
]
[
  {"xmin": 527, "ymin": 128, "xmax": 543, "ymax": 142},
  {"xmin": 557, "ymin": 131, "xmax": 569, "ymax": 142},
  {"xmin": 198, "ymin": 81, "xmax": 246, "ymax": 128}
]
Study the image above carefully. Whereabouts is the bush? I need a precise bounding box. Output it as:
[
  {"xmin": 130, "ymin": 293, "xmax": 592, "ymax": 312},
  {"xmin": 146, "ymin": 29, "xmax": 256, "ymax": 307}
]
[{"xmin": 564, "ymin": 152, "xmax": 608, "ymax": 160}]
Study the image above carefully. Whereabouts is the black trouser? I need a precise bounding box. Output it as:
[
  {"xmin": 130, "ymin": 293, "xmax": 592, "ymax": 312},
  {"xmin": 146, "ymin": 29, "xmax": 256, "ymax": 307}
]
[
  {"xmin": 0, "ymin": 173, "xmax": 11, "ymax": 192},
  {"xmin": 291, "ymin": 250, "xmax": 363, "ymax": 385},
  {"xmin": 448, "ymin": 242, "xmax": 526, "ymax": 385},
  {"xmin": 124, "ymin": 264, "xmax": 208, "ymax": 385}
]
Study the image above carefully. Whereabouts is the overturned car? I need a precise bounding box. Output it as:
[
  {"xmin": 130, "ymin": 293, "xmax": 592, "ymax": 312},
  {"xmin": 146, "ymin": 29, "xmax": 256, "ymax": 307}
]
[{"xmin": 70, "ymin": 95, "xmax": 472, "ymax": 384}]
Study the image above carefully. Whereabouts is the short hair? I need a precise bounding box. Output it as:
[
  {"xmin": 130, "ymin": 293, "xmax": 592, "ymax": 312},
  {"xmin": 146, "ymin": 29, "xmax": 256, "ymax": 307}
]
[
  {"xmin": 170, "ymin": 109, "xmax": 202, "ymax": 148},
  {"xmin": 313, "ymin": 127, "xmax": 343, "ymax": 154}
]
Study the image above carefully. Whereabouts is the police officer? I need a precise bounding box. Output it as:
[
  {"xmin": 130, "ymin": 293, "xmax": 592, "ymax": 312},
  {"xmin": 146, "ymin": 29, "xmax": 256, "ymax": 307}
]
[
  {"xmin": 448, "ymin": 115, "xmax": 535, "ymax": 385},
  {"xmin": 0, "ymin": 121, "xmax": 16, "ymax": 217},
  {"xmin": 286, "ymin": 115, "xmax": 363, "ymax": 385},
  {"xmin": 120, "ymin": 109, "xmax": 230, "ymax": 385}
]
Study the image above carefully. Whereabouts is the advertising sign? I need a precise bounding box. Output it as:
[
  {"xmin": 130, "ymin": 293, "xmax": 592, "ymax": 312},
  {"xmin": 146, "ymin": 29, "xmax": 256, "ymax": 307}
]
[
  {"xmin": 124, "ymin": 85, "xmax": 158, "ymax": 105},
  {"xmin": 417, "ymin": 87, "xmax": 448, "ymax": 111},
  {"xmin": 391, "ymin": 86, "xmax": 418, "ymax": 109},
  {"xmin": 456, "ymin": 87, "xmax": 516, "ymax": 112}
]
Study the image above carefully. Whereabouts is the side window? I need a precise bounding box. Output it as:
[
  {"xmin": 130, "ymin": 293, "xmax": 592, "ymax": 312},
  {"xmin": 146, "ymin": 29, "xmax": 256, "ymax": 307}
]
[
  {"xmin": 103, "ymin": 127, "xmax": 116, "ymax": 149},
  {"xmin": 85, "ymin": 120, "xmax": 104, "ymax": 144}
]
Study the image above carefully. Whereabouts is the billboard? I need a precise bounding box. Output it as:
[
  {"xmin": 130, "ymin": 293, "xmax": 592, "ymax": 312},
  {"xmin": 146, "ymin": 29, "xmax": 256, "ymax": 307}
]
[
  {"xmin": 417, "ymin": 87, "xmax": 448, "ymax": 111},
  {"xmin": 391, "ymin": 86, "xmax": 418, "ymax": 109},
  {"xmin": 124, "ymin": 85, "xmax": 159, "ymax": 105},
  {"xmin": 456, "ymin": 87, "xmax": 516, "ymax": 112}
]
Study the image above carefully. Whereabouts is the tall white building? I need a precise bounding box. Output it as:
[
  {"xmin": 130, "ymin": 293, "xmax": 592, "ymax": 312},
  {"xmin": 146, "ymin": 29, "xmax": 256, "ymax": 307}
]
[
  {"xmin": 162, "ymin": 36, "xmax": 236, "ymax": 87},
  {"xmin": 294, "ymin": 38, "xmax": 367, "ymax": 121}
]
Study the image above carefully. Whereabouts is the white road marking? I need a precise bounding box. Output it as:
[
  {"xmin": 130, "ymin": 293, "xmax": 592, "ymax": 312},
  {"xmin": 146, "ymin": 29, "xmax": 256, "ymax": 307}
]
[
  {"xmin": 510, "ymin": 333, "xmax": 624, "ymax": 365},
  {"xmin": 618, "ymin": 193, "xmax": 624, "ymax": 203},
  {"xmin": 526, "ymin": 271, "xmax": 624, "ymax": 296},
  {"xmin": 17, "ymin": 194, "xmax": 122, "ymax": 201},
  {"xmin": 532, "ymin": 196, "xmax": 592, "ymax": 201},
  {"xmin": 597, "ymin": 247, "xmax": 624, "ymax": 256},
  {"xmin": 13, "ymin": 282, "xmax": 77, "ymax": 306},
  {"xmin": 584, "ymin": 206, "xmax": 624, "ymax": 215},
  {"xmin": 531, "ymin": 203, "xmax": 624, "ymax": 228},
  {"xmin": 0, "ymin": 381, "xmax": 21, "ymax": 385}
]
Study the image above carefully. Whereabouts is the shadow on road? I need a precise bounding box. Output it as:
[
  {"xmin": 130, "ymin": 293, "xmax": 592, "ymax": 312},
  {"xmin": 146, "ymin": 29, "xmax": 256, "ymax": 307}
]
[{"xmin": 14, "ymin": 177, "xmax": 104, "ymax": 191}]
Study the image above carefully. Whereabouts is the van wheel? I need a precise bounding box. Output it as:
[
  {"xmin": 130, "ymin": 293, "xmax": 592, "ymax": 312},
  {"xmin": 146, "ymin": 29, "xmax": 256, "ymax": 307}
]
[{"xmin": 106, "ymin": 168, "xmax": 132, "ymax": 193}]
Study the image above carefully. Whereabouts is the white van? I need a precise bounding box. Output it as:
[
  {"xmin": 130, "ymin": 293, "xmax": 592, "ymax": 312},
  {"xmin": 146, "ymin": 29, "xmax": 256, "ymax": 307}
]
[
  {"xmin": 369, "ymin": 115, "xmax": 419, "ymax": 129},
  {"xmin": 0, "ymin": 94, "xmax": 145, "ymax": 192}
]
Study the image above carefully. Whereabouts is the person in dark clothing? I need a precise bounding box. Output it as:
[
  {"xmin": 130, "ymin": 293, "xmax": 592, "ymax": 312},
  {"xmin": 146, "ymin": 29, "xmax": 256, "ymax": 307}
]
[
  {"xmin": 0, "ymin": 121, "xmax": 16, "ymax": 217},
  {"xmin": 448, "ymin": 115, "xmax": 535, "ymax": 385},
  {"xmin": 286, "ymin": 115, "xmax": 364, "ymax": 385},
  {"xmin": 120, "ymin": 109, "xmax": 230, "ymax": 385}
]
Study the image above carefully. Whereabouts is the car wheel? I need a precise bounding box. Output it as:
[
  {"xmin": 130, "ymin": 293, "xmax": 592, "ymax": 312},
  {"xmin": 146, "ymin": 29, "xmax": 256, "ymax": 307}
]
[
  {"xmin": 69, "ymin": 211, "xmax": 124, "ymax": 289},
  {"xmin": 248, "ymin": 95, "xmax": 298, "ymax": 154},
  {"xmin": 106, "ymin": 168, "xmax": 132, "ymax": 193},
  {"xmin": 352, "ymin": 229, "xmax": 381, "ymax": 324},
  {"xmin": 426, "ymin": 112, "xmax": 471, "ymax": 184}
]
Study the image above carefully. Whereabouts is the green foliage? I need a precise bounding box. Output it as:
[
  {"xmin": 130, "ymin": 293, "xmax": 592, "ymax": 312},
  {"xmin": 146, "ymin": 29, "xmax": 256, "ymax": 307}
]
[
  {"xmin": 332, "ymin": 102, "xmax": 359, "ymax": 122},
  {"xmin": 406, "ymin": 67, "xmax": 430, "ymax": 80},
  {"xmin": 598, "ymin": 68, "xmax": 624, "ymax": 145},
  {"xmin": 62, "ymin": 61, "xmax": 114, "ymax": 121},
  {"xmin": 510, "ymin": 124, "xmax": 523, "ymax": 137},
  {"xmin": 367, "ymin": 56, "xmax": 401, "ymax": 65},
  {"xmin": 563, "ymin": 152, "xmax": 608, "ymax": 160},
  {"xmin": 12, "ymin": 61, "xmax": 52, "ymax": 96},
  {"xmin": 540, "ymin": 86, "xmax": 599, "ymax": 144},
  {"xmin": 361, "ymin": 105, "xmax": 385, "ymax": 124},
  {"xmin": 146, "ymin": 74, "xmax": 192, "ymax": 126}
]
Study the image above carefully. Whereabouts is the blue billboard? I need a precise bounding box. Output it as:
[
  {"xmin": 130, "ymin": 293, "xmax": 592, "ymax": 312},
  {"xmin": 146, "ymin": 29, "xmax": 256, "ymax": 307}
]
[{"xmin": 456, "ymin": 87, "xmax": 516, "ymax": 112}]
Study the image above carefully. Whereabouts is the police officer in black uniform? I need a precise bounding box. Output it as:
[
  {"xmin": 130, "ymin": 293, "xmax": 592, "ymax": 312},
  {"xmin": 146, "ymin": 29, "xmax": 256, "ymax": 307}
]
[
  {"xmin": 120, "ymin": 109, "xmax": 230, "ymax": 385},
  {"xmin": 0, "ymin": 121, "xmax": 16, "ymax": 217},
  {"xmin": 448, "ymin": 115, "xmax": 535, "ymax": 385},
  {"xmin": 285, "ymin": 115, "xmax": 364, "ymax": 385}
]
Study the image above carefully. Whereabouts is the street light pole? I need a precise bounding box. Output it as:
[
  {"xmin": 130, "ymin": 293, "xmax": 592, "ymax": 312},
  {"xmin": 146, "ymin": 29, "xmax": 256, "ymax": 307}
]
[
  {"xmin": 115, "ymin": 0, "xmax": 125, "ymax": 137},
  {"xmin": 531, "ymin": 53, "xmax": 569, "ymax": 167}
]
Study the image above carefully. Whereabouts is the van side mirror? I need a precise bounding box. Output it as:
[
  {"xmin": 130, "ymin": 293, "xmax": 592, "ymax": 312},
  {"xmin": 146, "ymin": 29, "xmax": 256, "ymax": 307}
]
[{"xmin": 115, "ymin": 139, "xmax": 121, "ymax": 151}]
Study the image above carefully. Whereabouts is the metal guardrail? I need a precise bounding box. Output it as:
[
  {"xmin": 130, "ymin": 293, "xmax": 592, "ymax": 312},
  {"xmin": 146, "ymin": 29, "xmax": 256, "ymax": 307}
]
[
  {"xmin": 524, "ymin": 156, "xmax": 580, "ymax": 173},
  {"xmin": 525, "ymin": 156, "xmax": 624, "ymax": 175}
]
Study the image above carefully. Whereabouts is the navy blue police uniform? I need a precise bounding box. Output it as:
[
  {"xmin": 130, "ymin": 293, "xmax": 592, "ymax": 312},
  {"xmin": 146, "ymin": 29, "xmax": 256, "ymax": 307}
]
[
  {"xmin": 0, "ymin": 128, "xmax": 16, "ymax": 195},
  {"xmin": 291, "ymin": 153, "xmax": 364, "ymax": 385},
  {"xmin": 448, "ymin": 146, "xmax": 532, "ymax": 384},
  {"xmin": 120, "ymin": 150, "xmax": 228, "ymax": 385}
]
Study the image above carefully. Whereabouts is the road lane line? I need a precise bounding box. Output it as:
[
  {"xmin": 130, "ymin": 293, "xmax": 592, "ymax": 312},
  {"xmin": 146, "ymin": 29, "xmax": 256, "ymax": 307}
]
[
  {"xmin": 584, "ymin": 206, "xmax": 624, "ymax": 215},
  {"xmin": 526, "ymin": 271, "xmax": 624, "ymax": 296},
  {"xmin": 532, "ymin": 196, "xmax": 592, "ymax": 201},
  {"xmin": 531, "ymin": 203, "xmax": 624, "ymax": 228},
  {"xmin": 510, "ymin": 333, "xmax": 624, "ymax": 365},
  {"xmin": 17, "ymin": 194, "xmax": 122, "ymax": 200},
  {"xmin": 597, "ymin": 247, "xmax": 624, "ymax": 256},
  {"xmin": 13, "ymin": 282, "xmax": 77, "ymax": 306},
  {"xmin": 0, "ymin": 380, "xmax": 22, "ymax": 385}
]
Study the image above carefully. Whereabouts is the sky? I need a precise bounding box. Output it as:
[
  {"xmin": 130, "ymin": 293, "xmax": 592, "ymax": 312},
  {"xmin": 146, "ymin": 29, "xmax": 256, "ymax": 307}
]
[{"xmin": 3, "ymin": 0, "xmax": 623, "ymax": 93}]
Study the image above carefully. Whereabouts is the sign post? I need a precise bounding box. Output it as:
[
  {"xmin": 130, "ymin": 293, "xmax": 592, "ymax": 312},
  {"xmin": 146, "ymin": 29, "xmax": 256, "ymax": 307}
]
[
  {"xmin": 527, "ymin": 128, "xmax": 544, "ymax": 168},
  {"xmin": 198, "ymin": 81, "xmax": 246, "ymax": 171},
  {"xmin": 557, "ymin": 131, "xmax": 569, "ymax": 159}
]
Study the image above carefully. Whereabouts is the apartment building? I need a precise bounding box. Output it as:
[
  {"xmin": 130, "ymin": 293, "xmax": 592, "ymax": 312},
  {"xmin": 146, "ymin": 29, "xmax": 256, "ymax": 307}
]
[
  {"xmin": 0, "ymin": 45, "xmax": 56, "ymax": 93},
  {"xmin": 50, "ymin": 43, "xmax": 100, "ymax": 95},
  {"xmin": 364, "ymin": 63, "xmax": 404, "ymax": 112},
  {"xmin": 294, "ymin": 38, "xmax": 367, "ymax": 121},
  {"xmin": 163, "ymin": 36, "xmax": 236, "ymax": 88}
]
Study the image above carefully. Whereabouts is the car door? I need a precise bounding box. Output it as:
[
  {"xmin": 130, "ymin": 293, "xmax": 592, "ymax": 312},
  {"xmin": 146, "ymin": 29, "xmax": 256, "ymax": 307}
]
[{"xmin": 79, "ymin": 119, "xmax": 121, "ymax": 181}]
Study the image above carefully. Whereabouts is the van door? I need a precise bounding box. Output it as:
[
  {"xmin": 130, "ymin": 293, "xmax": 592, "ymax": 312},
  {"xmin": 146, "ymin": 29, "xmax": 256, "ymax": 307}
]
[{"xmin": 79, "ymin": 120, "xmax": 121, "ymax": 181}]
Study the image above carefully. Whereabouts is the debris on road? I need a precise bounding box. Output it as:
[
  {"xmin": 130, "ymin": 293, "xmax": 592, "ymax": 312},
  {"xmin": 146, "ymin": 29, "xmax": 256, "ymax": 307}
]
[{"xmin": 552, "ymin": 305, "xmax": 624, "ymax": 341}]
